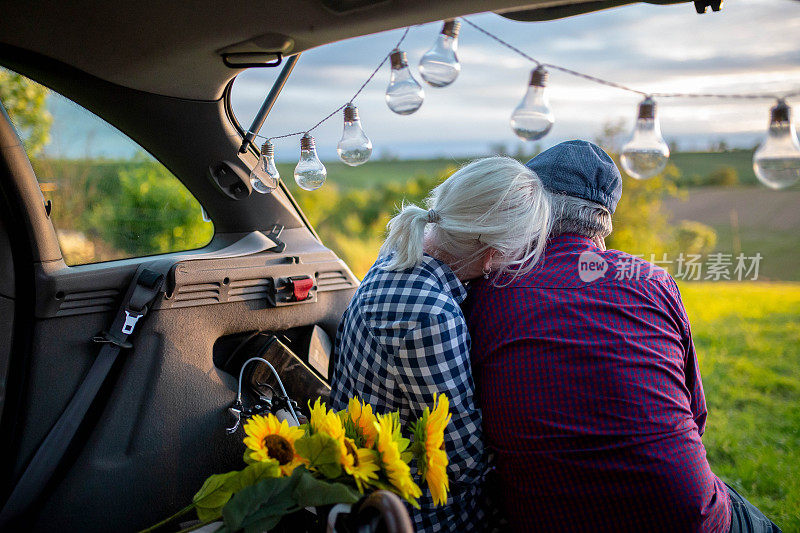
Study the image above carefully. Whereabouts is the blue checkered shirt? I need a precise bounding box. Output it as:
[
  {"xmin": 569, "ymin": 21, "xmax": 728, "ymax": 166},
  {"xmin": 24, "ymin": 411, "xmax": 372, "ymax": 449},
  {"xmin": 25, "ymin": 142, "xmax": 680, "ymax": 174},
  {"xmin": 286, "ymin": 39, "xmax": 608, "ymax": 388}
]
[{"xmin": 330, "ymin": 254, "xmax": 487, "ymax": 532}]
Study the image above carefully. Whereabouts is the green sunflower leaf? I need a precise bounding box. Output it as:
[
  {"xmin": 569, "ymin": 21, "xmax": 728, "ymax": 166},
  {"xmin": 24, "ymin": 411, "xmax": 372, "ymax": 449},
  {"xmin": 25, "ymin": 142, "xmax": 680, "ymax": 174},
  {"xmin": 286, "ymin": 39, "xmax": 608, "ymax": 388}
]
[
  {"xmin": 242, "ymin": 449, "xmax": 258, "ymax": 466},
  {"xmin": 396, "ymin": 436, "xmax": 411, "ymax": 454},
  {"xmin": 318, "ymin": 462, "xmax": 343, "ymax": 479},
  {"xmin": 294, "ymin": 432, "xmax": 343, "ymax": 479},
  {"xmin": 292, "ymin": 470, "xmax": 360, "ymax": 507},
  {"xmin": 242, "ymin": 513, "xmax": 283, "ymax": 533},
  {"xmin": 222, "ymin": 467, "xmax": 304, "ymax": 532},
  {"xmin": 226, "ymin": 460, "xmax": 282, "ymax": 494},
  {"xmin": 342, "ymin": 417, "xmax": 366, "ymax": 447},
  {"xmin": 193, "ymin": 470, "xmax": 239, "ymax": 521}
]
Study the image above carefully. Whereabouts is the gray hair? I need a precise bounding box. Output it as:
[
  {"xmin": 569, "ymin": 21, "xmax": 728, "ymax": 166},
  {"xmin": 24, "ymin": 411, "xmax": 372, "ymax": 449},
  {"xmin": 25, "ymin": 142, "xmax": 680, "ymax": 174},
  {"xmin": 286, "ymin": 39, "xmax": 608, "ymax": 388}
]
[
  {"xmin": 379, "ymin": 156, "xmax": 552, "ymax": 281},
  {"xmin": 549, "ymin": 193, "xmax": 612, "ymax": 239}
]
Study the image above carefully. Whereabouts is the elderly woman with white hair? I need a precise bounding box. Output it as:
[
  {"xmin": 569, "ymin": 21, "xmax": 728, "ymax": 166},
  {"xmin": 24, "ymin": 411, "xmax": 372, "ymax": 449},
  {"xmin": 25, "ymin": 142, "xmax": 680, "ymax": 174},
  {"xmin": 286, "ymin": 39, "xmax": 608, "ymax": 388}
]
[{"xmin": 329, "ymin": 157, "xmax": 553, "ymax": 532}]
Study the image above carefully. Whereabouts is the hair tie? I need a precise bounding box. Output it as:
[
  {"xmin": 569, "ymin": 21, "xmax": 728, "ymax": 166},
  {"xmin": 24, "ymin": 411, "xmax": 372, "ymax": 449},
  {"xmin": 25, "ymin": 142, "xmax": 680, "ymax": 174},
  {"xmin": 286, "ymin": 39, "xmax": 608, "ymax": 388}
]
[{"xmin": 426, "ymin": 209, "xmax": 441, "ymax": 224}]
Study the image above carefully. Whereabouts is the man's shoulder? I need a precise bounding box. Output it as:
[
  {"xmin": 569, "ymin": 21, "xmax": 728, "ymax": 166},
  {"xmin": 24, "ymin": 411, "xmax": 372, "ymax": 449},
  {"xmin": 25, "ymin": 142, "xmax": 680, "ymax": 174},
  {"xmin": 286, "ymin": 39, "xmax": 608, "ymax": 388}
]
[
  {"xmin": 470, "ymin": 248, "xmax": 676, "ymax": 297},
  {"xmin": 603, "ymin": 249, "xmax": 673, "ymax": 282},
  {"xmin": 590, "ymin": 249, "xmax": 688, "ymax": 322}
]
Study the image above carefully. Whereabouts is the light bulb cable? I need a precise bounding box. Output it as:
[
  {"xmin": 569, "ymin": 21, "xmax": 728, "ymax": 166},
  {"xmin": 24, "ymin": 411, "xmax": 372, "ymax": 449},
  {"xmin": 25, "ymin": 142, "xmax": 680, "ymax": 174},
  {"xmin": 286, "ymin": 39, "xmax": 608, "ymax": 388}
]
[
  {"xmin": 237, "ymin": 356, "xmax": 301, "ymax": 425},
  {"xmin": 251, "ymin": 27, "xmax": 411, "ymax": 142},
  {"xmin": 461, "ymin": 17, "xmax": 800, "ymax": 101}
]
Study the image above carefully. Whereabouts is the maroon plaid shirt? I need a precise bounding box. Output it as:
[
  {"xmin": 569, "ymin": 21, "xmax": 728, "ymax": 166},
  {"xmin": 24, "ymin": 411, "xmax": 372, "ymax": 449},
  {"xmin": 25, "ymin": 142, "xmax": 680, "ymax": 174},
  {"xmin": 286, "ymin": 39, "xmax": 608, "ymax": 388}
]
[{"xmin": 465, "ymin": 234, "xmax": 731, "ymax": 533}]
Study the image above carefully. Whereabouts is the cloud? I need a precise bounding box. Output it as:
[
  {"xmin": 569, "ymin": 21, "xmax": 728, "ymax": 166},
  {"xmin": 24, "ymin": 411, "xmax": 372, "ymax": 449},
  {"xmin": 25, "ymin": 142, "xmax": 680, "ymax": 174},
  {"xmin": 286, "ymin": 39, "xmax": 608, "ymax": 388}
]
[{"xmin": 231, "ymin": 0, "xmax": 800, "ymax": 158}]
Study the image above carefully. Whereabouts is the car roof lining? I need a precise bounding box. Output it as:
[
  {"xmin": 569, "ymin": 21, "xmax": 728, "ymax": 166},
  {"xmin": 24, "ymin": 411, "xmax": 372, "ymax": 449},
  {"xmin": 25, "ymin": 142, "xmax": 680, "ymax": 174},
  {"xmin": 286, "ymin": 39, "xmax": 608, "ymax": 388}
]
[
  {"xmin": 500, "ymin": 0, "xmax": 687, "ymax": 20},
  {"xmin": 0, "ymin": 0, "xmax": 688, "ymax": 101}
]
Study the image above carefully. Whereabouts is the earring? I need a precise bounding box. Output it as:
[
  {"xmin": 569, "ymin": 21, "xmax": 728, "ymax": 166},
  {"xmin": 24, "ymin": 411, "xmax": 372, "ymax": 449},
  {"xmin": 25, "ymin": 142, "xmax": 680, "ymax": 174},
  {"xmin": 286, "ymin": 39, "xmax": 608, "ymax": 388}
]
[{"xmin": 482, "ymin": 266, "xmax": 491, "ymax": 279}]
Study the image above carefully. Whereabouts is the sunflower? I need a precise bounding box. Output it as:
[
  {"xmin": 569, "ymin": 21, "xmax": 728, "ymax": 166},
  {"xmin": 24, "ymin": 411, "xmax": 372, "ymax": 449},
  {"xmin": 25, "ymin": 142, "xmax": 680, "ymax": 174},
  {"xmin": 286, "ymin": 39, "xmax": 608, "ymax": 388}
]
[
  {"xmin": 243, "ymin": 413, "xmax": 305, "ymax": 476},
  {"xmin": 306, "ymin": 398, "xmax": 355, "ymax": 476},
  {"xmin": 309, "ymin": 398, "xmax": 346, "ymax": 441},
  {"xmin": 342, "ymin": 437, "xmax": 380, "ymax": 492},
  {"xmin": 411, "ymin": 393, "xmax": 452, "ymax": 506},
  {"xmin": 375, "ymin": 413, "xmax": 421, "ymax": 505},
  {"xmin": 342, "ymin": 397, "xmax": 379, "ymax": 448},
  {"xmin": 308, "ymin": 399, "xmax": 379, "ymax": 488}
]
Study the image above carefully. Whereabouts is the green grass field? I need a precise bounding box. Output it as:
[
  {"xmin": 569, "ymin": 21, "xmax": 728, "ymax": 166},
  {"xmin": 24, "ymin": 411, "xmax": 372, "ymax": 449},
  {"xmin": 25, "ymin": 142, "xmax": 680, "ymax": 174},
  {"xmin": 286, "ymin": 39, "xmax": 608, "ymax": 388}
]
[
  {"xmin": 278, "ymin": 158, "xmax": 465, "ymax": 190},
  {"xmin": 278, "ymin": 150, "xmax": 760, "ymax": 190},
  {"xmin": 671, "ymin": 150, "xmax": 758, "ymax": 186},
  {"xmin": 680, "ymin": 282, "xmax": 800, "ymax": 530}
]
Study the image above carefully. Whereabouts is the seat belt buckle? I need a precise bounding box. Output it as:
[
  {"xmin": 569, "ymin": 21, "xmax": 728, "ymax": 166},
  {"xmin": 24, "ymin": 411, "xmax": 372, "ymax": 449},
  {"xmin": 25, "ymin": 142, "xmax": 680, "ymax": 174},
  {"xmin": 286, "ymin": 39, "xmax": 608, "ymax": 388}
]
[{"xmin": 121, "ymin": 309, "xmax": 144, "ymax": 335}]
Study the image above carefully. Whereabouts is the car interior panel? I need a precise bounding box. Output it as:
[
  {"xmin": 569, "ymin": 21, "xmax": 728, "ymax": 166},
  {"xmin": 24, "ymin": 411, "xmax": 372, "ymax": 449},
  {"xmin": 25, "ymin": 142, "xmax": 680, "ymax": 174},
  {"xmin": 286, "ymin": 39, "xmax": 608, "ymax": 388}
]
[{"xmin": 0, "ymin": 0, "xmax": 695, "ymax": 530}]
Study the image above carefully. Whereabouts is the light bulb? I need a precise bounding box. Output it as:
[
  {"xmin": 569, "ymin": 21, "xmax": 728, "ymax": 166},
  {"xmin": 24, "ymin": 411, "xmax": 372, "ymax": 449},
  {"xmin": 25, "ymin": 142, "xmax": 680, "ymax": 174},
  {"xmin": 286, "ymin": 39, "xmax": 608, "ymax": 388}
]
[
  {"xmin": 510, "ymin": 66, "xmax": 554, "ymax": 141},
  {"xmin": 620, "ymin": 96, "xmax": 670, "ymax": 180},
  {"xmin": 294, "ymin": 133, "xmax": 327, "ymax": 191},
  {"xmin": 418, "ymin": 20, "xmax": 461, "ymax": 88},
  {"xmin": 250, "ymin": 140, "xmax": 280, "ymax": 194},
  {"xmin": 337, "ymin": 104, "xmax": 372, "ymax": 166},
  {"xmin": 385, "ymin": 49, "xmax": 424, "ymax": 115},
  {"xmin": 753, "ymin": 99, "xmax": 800, "ymax": 190}
]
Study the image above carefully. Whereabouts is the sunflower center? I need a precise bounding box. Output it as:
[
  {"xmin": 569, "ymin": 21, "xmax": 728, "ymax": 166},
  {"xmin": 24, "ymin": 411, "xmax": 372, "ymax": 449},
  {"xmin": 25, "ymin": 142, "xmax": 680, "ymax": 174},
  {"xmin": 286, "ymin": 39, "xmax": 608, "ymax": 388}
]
[
  {"xmin": 345, "ymin": 439, "xmax": 359, "ymax": 467},
  {"xmin": 263, "ymin": 434, "xmax": 293, "ymax": 465}
]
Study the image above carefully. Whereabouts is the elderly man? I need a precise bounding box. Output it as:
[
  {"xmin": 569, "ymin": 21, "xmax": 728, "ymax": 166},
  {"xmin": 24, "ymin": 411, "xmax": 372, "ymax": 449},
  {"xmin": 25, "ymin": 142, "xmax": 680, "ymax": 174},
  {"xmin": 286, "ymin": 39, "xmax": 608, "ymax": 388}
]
[{"xmin": 465, "ymin": 140, "xmax": 780, "ymax": 533}]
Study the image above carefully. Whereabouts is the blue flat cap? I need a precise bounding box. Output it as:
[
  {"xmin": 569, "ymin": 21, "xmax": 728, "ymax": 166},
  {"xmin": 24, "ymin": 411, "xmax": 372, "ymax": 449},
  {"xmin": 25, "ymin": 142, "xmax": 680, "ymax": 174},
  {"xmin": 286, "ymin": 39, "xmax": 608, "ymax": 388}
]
[{"xmin": 525, "ymin": 140, "xmax": 622, "ymax": 214}]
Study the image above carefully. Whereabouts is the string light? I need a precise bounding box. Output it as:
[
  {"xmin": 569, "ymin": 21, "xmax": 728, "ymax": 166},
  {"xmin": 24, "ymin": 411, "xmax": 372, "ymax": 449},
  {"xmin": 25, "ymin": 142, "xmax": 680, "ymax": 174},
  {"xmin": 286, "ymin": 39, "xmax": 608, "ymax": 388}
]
[
  {"xmin": 620, "ymin": 96, "xmax": 670, "ymax": 180},
  {"xmin": 753, "ymin": 99, "xmax": 800, "ymax": 189},
  {"xmin": 250, "ymin": 140, "xmax": 280, "ymax": 193},
  {"xmin": 461, "ymin": 17, "xmax": 799, "ymax": 186},
  {"xmin": 244, "ymin": 27, "xmax": 410, "ymax": 190},
  {"xmin": 245, "ymin": 18, "xmax": 800, "ymax": 192},
  {"xmin": 510, "ymin": 66, "xmax": 554, "ymax": 141},
  {"xmin": 337, "ymin": 103, "xmax": 373, "ymax": 166},
  {"xmin": 386, "ymin": 49, "xmax": 425, "ymax": 114},
  {"xmin": 294, "ymin": 133, "xmax": 327, "ymax": 190},
  {"xmin": 419, "ymin": 20, "xmax": 461, "ymax": 88}
]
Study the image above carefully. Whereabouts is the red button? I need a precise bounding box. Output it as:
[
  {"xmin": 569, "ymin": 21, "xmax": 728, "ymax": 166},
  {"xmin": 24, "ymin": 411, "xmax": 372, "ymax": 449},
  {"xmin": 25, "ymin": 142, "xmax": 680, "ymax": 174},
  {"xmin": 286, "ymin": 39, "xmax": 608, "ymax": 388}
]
[{"xmin": 290, "ymin": 276, "xmax": 314, "ymax": 301}]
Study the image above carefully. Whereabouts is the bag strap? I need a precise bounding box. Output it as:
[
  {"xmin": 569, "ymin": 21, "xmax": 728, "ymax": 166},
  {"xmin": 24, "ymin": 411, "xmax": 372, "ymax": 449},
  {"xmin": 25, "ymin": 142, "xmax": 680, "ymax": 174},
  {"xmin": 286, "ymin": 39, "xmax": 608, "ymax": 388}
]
[{"xmin": 0, "ymin": 264, "xmax": 165, "ymax": 526}]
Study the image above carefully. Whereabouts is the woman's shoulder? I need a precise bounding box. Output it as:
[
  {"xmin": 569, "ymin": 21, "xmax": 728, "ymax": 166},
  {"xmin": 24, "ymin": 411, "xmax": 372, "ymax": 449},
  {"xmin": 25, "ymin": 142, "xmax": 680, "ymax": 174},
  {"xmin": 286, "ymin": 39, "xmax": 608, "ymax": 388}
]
[
  {"xmin": 360, "ymin": 257, "xmax": 463, "ymax": 316},
  {"xmin": 363, "ymin": 255, "xmax": 436, "ymax": 287}
]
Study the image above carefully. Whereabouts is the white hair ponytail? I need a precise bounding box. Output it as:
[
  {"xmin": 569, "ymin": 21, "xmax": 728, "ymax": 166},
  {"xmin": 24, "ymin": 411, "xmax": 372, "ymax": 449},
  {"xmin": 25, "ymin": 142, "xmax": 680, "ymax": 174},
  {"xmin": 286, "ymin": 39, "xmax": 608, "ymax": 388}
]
[
  {"xmin": 379, "ymin": 203, "xmax": 430, "ymax": 271},
  {"xmin": 379, "ymin": 156, "xmax": 553, "ymax": 281}
]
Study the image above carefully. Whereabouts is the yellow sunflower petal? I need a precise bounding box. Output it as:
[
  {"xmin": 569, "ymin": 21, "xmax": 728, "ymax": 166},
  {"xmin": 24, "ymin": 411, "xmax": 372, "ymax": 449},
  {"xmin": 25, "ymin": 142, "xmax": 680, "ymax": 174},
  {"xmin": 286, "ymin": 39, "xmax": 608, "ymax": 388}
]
[
  {"xmin": 347, "ymin": 398, "xmax": 379, "ymax": 449},
  {"xmin": 409, "ymin": 394, "xmax": 452, "ymax": 507},
  {"xmin": 375, "ymin": 414, "xmax": 422, "ymax": 503},
  {"xmin": 279, "ymin": 458, "xmax": 303, "ymax": 476},
  {"xmin": 426, "ymin": 394, "xmax": 451, "ymax": 452},
  {"xmin": 425, "ymin": 448, "xmax": 450, "ymax": 506},
  {"xmin": 309, "ymin": 398, "xmax": 329, "ymax": 433},
  {"xmin": 343, "ymin": 442, "xmax": 380, "ymax": 493}
]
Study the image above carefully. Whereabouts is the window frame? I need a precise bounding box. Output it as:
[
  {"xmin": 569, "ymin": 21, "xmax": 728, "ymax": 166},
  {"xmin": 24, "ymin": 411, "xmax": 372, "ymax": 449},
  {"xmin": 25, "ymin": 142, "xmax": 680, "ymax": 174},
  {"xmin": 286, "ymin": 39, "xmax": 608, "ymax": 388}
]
[{"xmin": 1, "ymin": 67, "xmax": 216, "ymax": 268}]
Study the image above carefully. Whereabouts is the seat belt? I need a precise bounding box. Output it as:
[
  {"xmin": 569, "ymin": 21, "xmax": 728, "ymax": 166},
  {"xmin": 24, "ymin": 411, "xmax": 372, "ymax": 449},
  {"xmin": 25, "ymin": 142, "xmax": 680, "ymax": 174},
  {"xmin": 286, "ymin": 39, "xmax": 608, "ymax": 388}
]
[{"xmin": 0, "ymin": 263, "xmax": 166, "ymax": 527}]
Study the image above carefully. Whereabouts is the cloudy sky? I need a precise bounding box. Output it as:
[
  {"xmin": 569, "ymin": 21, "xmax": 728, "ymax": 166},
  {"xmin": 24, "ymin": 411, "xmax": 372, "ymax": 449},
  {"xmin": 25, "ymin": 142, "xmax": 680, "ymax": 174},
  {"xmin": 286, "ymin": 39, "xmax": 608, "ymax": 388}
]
[{"xmin": 230, "ymin": 0, "xmax": 800, "ymax": 161}]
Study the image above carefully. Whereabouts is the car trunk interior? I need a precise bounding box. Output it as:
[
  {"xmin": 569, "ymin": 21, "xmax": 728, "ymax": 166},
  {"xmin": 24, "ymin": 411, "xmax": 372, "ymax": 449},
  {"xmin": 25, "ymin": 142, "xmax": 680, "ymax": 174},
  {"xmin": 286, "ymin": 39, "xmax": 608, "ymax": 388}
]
[{"xmin": 0, "ymin": 0, "xmax": 690, "ymax": 529}]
